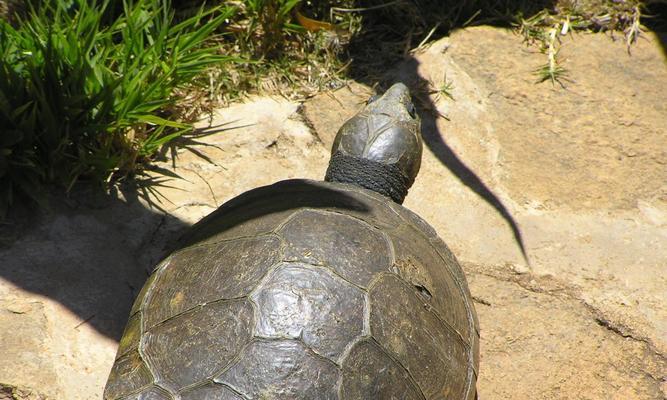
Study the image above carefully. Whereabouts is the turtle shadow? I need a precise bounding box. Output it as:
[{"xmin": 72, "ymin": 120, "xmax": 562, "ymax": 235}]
[
  {"xmin": 0, "ymin": 186, "xmax": 187, "ymax": 341},
  {"xmin": 0, "ymin": 180, "xmax": 369, "ymax": 341},
  {"xmin": 418, "ymin": 103, "xmax": 529, "ymax": 262},
  {"xmin": 338, "ymin": 1, "xmax": 542, "ymax": 262},
  {"xmin": 643, "ymin": 3, "xmax": 667, "ymax": 58},
  {"xmin": 173, "ymin": 180, "xmax": 373, "ymax": 250}
]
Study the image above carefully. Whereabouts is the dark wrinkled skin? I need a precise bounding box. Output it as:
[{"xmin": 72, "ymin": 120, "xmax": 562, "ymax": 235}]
[
  {"xmin": 331, "ymin": 82, "xmax": 423, "ymax": 186},
  {"xmin": 104, "ymin": 84, "xmax": 478, "ymax": 400}
]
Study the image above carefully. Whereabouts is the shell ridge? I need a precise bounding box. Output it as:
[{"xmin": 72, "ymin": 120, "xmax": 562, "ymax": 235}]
[
  {"xmin": 212, "ymin": 337, "xmax": 340, "ymax": 399},
  {"xmin": 391, "ymin": 222, "xmax": 478, "ymax": 344},
  {"xmin": 209, "ymin": 339, "xmax": 257, "ymax": 385},
  {"xmin": 116, "ymin": 384, "xmax": 175, "ymax": 400},
  {"xmin": 379, "ymin": 270, "xmax": 471, "ymax": 350},
  {"xmin": 146, "ymin": 297, "xmax": 250, "ymax": 331},
  {"xmin": 135, "ymin": 260, "xmax": 173, "ymax": 397},
  {"xmin": 178, "ymin": 379, "xmax": 249, "ymax": 400},
  {"xmin": 366, "ymin": 337, "xmax": 428, "ymax": 400},
  {"xmin": 276, "ymin": 260, "xmax": 370, "ymax": 292}
]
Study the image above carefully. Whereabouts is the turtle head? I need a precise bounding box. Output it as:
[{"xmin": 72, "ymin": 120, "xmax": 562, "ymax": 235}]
[{"xmin": 325, "ymin": 82, "xmax": 422, "ymax": 203}]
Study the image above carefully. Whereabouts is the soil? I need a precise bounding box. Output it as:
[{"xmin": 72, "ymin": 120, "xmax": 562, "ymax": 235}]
[{"xmin": 1, "ymin": 27, "xmax": 665, "ymax": 399}]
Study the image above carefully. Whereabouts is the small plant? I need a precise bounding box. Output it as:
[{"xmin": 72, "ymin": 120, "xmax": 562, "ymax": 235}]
[
  {"xmin": 517, "ymin": 0, "xmax": 646, "ymax": 86},
  {"xmin": 0, "ymin": 0, "xmax": 235, "ymax": 216},
  {"xmin": 209, "ymin": 0, "xmax": 348, "ymax": 99},
  {"xmin": 533, "ymin": 21, "xmax": 570, "ymax": 86},
  {"xmin": 436, "ymin": 73, "xmax": 456, "ymax": 102},
  {"xmin": 241, "ymin": 0, "xmax": 303, "ymax": 57}
]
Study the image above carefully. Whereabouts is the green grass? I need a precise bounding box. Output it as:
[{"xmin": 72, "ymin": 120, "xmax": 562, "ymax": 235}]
[
  {"xmin": 435, "ymin": 73, "xmax": 456, "ymax": 102},
  {"xmin": 0, "ymin": 0, "xmax": 235, "ymax": 216}
]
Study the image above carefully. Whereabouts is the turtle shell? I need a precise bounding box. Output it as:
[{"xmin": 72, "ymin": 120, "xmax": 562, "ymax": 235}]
[{"xmin": 104, "ymin": 179, "xmax": 479, "ymax": 400}]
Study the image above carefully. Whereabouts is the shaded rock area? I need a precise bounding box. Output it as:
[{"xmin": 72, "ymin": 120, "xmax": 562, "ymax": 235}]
[{"xmin": 0, "ymin": 27, "xmax": 665, "ymax": 399}]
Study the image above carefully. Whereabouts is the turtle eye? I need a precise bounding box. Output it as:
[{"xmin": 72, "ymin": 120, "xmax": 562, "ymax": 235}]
[
  {"xmin": 367, "ymin": 94, "xmax": 380, "ymax": 104},
  {"xmin": 407, "ymin": 102, "xmax": 417, "ymax": 118}
]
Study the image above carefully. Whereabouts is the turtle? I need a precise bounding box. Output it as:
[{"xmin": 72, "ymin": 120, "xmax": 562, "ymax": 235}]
[{"xmin": 104, "ymin": 82, "xmax": 480, "ymax": 400}]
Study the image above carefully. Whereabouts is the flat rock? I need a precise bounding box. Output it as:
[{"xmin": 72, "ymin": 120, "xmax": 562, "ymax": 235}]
[
  {"xmin": 0, "ymin": 299, "xmax": 56, "ymax": 398},
  {"xmin": 467, "ymin": 265, "xmax": 666, "ymax": 399}
]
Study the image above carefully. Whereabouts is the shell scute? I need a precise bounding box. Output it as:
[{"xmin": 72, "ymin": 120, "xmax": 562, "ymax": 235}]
[
  {"xmin": 130, "ymin": 261, "xmax": 164, "ymax": 316},
  {"xmin": 214, "ymin": 339, "xmax": 339, "ymax": 400},
  {"xmin": 251, "ymin": 262, "xmax": 365, "ymax": 361},
  {"xmin": 340, "ymin": 339, "xmax": 423, "ymax": 400},
  {"xmin": 278, "ymin": 209, "xmax": 393, "ymax": 288},
  {"xmin": 104, "ymin": 350, "xmax": 154, "ymax": 399},
  {"xmin": 119, "ymin": 386, "xmax": 171, "ymax": 400},
  {"xmin": 115, "ymin": 312, "xmax": 141, "ymax": 360},
  {"xmin": 142, "ymin": 300, "xmax": 254, "ymax": 392},
  {"xmin": 388, "ymin": 201, "xmax": 439, "ymax": 239},
  {"xmin": 369, "ymin": 274, "xmax": 469, "ymax": 399},
  {"xmin": 179, "ymin": 382, "xmax": 243, "ymax": 400},
  {"xmin": 143, "ymin": 236, "xmax": 281, "ymax": 328},
  {"xmin": 389, "ymin": 225, "xmax": 471, "ymax": 341},
  {"xmin": 429, "ymin": 237, "xmax": 475, "ymax": 304}
]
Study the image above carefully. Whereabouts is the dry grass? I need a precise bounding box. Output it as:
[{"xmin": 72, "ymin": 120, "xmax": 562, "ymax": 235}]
[
  {"xmin": 212, "ymin": 0, "xmax": 660, "ymax": 92},
  {"xmin": 519, "ymin": 0, "xmax": 648, "ymax": 85}
]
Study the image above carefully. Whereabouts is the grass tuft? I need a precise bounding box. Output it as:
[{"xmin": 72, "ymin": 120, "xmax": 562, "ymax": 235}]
[
  {"xmin": 435, "ymin": 73, "xmax": 456, "ymax": 102},
  {"xmin": 0, "ymin": 0, "xmax": 234, "ymax": 216},
  {"xmin": 518, "ymin": 0, "xmax": 648, "ymax": 85}
]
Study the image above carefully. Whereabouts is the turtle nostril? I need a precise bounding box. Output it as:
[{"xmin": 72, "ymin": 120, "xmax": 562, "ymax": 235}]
[
  {"xmin": 367, "ymin": 94, "xmax": 381, "ymax": 104},
  {"xmin": 407, "ymin": 102, "xmax": 417, "ymax": 118}
]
